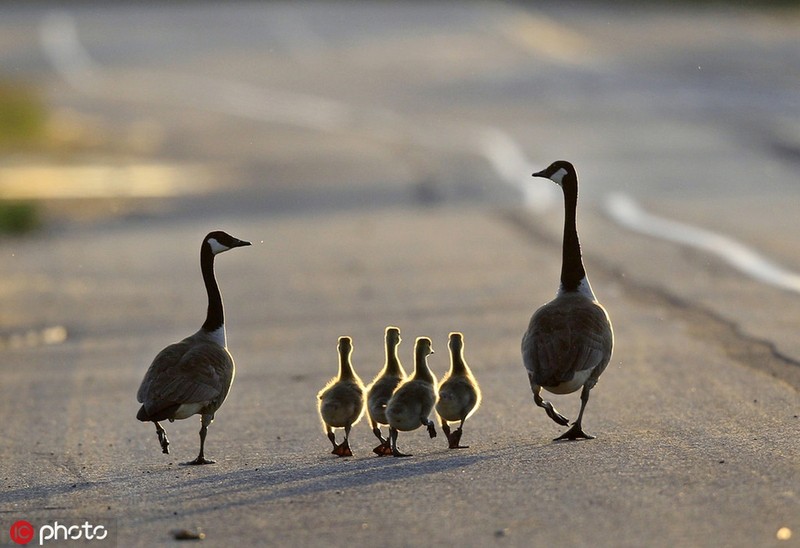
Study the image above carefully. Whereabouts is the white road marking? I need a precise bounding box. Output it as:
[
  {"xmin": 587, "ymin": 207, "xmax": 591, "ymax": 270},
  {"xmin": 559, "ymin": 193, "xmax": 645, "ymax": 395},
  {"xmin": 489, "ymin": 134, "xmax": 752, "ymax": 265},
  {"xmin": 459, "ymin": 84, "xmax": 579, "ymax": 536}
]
[
  {"xmin": 473, "ymin": 128, "xmax": 557, "ymax": 212},
  {"xmin": 605, "ymin": 193, "xmax": 800, "ymax": 294}
]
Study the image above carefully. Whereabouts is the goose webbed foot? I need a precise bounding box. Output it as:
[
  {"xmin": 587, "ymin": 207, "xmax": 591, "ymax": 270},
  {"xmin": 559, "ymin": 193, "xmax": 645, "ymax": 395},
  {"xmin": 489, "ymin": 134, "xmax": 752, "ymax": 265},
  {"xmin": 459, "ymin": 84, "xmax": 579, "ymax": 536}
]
[
  {"xmin": 543, "ymin": 402, "xmax": 570, "ymax": 426},
  {"xmin": 554, "ymin": 423, "xmax": 595, "ymax": 441},
  {"xmin": 332, "ymin": 440, "xmax": 353, "ymax": 457},
  {"xmin": 447, "ymin": 427, "xmax": 469, "ymax": 449},
  {"xmin": 372, "ymin": 441, "xmax": 392, "ymax": 456},
  {"xmin": 392, "ymin": 448, "xmax": 412, "ymax": 458},
  {"xmin": 183, "ymin": 457, "xmax": 216, "ymax": 465}
]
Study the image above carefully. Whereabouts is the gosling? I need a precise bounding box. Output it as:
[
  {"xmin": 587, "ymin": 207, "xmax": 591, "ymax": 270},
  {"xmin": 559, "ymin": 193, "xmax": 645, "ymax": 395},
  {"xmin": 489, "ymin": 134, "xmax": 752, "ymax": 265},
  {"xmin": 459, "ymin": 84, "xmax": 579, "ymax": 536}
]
[
  {"xmin": 317, "ymin": 336, "xmax": 366, "ymax": 457},
  {"xmin": 436, "ymin": 332, "xmax": 481, "ymax": 449},
  {"xmin": 385, "ymin": 337, "xmax": 437, "ymax": 457},
  {"xmin": 366, "ymin": 326, "xmax": 407, "ymax": 456}
]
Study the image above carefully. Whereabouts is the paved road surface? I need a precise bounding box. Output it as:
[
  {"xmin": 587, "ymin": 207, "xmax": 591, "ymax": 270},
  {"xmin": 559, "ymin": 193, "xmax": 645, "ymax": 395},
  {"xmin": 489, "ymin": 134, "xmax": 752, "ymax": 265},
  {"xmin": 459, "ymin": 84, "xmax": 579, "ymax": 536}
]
[
  {"xmin": 1, "ymin": 206, "xmax": 797, "ymax": 547},
  {"xmin": 0, "ymin": 2, "xmax": 798, "ymax": 547}
]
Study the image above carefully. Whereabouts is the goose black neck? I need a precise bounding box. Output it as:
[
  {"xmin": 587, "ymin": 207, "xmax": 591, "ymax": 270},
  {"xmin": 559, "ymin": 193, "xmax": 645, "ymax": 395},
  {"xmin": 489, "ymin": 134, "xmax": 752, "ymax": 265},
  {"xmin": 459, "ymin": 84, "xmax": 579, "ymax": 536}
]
[
  {"xmin": 560, "ymin": 174, "xmax": 586, "ymax": 293},
  {"xmin": 200, "ymin": 246, "xmax": 225, "ymax": 333}
]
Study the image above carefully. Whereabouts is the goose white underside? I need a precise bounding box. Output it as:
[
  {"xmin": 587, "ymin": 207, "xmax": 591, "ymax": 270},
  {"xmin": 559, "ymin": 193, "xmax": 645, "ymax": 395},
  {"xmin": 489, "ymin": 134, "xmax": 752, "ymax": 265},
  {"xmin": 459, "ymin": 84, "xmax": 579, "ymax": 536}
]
[
  {"xmin": 171, "ymin": 402, "xmax": 208, "ymax": 420},
  {"xmin": 542, "ymin": 368, "xmax": 592, "ymax": 395}
]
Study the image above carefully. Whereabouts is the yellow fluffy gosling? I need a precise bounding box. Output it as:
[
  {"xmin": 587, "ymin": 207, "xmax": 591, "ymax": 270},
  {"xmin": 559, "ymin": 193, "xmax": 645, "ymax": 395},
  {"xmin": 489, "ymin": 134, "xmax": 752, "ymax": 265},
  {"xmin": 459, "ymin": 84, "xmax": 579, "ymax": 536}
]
[
  {"xmin": 436, "ymin": 332, "xmax": 481, "ymax": 449},
  {"xmin": 366, "ymin": 326, "xmax": 407, "ymax": 456},
  {"xmin": 317, "ymin": 336, "xmax": 366, "ymax": 457},
  {"xmin": 385, "ymin": 337, "xmax": 437, "ymax": 457}
]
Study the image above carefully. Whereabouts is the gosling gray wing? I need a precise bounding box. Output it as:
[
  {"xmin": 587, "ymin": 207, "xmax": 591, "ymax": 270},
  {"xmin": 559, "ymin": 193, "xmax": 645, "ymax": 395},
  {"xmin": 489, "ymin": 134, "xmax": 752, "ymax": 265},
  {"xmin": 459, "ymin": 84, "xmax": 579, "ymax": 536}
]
[
  {"xmin": 137, "ymin": 337, "xmax": 234, "ymax": 420},
  {"xmin": 523, "ymin": 297, "xmax": 612, "ymax": 388},
  {"xmin": 438, "ymin": 377, "xmax": 479, "ymax": 418},
  {"xmin": 367, "ymin": 376, "xmax": 400, "ymax": 422},
  {"xmin": 456, "ymin": 377, "xmax": 481, "ymax": 416}
]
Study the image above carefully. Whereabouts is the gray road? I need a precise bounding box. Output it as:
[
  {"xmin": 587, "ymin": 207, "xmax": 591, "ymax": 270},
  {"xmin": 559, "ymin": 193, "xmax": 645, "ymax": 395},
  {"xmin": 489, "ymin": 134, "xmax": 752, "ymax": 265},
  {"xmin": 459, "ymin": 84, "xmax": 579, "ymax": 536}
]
[{"xmin": 0, "ymin": 2, "xmax": 798, "ymax": 547}]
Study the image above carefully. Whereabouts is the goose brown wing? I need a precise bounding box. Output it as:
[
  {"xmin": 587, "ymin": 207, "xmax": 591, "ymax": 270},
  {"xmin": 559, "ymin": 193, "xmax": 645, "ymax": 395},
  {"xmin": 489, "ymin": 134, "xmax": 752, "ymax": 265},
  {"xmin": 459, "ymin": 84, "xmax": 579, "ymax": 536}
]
[
  {"xmin": 137, "ymin": 339, "xmax": 233, "ymax": 410},
  {"xmin": 137, "ymin": 339, "xmax": 191, "ymax": 404},
  {"xmin": 524, "ymin": 299, "xmax": 612, "ymax": 386}
]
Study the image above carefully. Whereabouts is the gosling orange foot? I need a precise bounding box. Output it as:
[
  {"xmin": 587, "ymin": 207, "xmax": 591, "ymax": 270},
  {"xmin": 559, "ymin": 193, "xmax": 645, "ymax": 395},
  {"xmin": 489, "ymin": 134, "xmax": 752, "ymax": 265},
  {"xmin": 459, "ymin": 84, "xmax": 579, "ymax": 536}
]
[{"xmin": 332, "ymin": 441, "xmax": 353, "ymax": 457}]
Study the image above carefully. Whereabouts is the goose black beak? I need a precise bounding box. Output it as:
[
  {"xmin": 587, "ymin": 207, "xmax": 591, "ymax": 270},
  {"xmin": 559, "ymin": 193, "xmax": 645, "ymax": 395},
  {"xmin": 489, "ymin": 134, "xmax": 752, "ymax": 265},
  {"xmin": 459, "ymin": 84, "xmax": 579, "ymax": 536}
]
[
  {"xmin": 234, "ymin": 239, "xmax": 252, "ymax": 248},
  {"xmin": 532, "ymin": 169, "xmax": 546, "ymax": 178}
]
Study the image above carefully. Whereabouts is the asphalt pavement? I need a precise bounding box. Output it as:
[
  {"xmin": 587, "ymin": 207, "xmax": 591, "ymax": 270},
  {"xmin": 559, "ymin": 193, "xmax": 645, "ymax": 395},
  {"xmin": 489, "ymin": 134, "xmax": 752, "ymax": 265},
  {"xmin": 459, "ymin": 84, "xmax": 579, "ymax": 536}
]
[{"xmin": 1, "ymin": 203, "xmax": 798, "ymax": 547}]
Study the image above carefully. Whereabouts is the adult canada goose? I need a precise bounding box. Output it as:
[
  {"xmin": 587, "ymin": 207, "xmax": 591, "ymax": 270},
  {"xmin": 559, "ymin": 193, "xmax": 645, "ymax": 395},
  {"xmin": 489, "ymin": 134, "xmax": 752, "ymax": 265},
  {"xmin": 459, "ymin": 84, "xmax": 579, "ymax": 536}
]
[
  {"xmin": 385, "ymin": 337, "xmax": 437, "ymax": 457},
  {"xmin": 136, "ymin": 231, "xmax": 251, "ymax": 464},
  {"xmin": 436, "ymin": 332, "xmax": 482, "ymax": 449},
  {"xmin": 366, "ymin": 326, "xmax": 407, "ymax": 456},
  {"xmin": 317, "ymin": 336, "xmax": 366, "ymax": 457},
  {"xmin": 522, "ymin": 161, "xmax": 613, "ymax": 440}
]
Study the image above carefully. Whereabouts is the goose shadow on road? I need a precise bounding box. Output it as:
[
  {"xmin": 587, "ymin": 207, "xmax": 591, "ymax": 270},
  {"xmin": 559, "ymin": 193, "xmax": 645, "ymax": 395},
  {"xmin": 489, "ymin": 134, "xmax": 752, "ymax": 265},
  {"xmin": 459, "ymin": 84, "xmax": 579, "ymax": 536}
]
[{"xmin": 125, "ymin": 445, "xmax": 522, "ymax": 524}]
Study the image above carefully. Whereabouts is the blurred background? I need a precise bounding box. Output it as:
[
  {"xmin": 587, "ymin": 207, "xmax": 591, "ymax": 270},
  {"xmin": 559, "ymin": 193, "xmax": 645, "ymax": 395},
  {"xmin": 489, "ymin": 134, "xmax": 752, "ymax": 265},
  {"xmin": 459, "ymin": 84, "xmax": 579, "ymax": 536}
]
[{"xmin": 1, "ymin": 0, "xmax": 799, "ymax": 359}]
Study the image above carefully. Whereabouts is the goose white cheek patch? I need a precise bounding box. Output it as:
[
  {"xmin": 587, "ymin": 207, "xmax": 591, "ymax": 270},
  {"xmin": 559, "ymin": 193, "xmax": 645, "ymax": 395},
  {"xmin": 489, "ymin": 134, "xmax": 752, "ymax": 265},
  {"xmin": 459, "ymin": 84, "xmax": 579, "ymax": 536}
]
[
  {"xmin": 207, "ymin": 238, "xmax": 230, "ymax": 255},
  {"xmin": 550, "ymin": 168, "xmax": 568, "ymax": 185}
]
